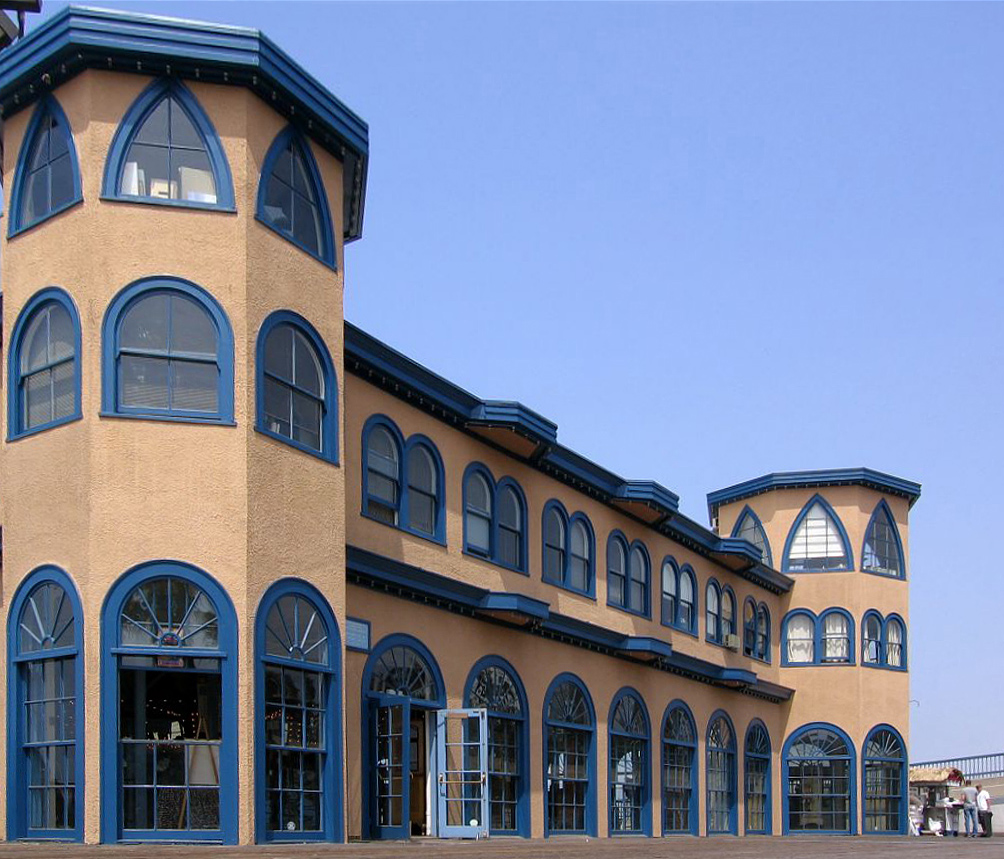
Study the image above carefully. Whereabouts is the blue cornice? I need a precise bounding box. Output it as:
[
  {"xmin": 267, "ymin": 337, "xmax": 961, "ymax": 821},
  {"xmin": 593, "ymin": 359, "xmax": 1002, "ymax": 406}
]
[
  {"xmin": 468, "ymin": 400, "xmax": 558, "ymax": 447},
  {"xmin": 0, "ymin": 5, "xmax": 368, "ymax": 241},
  {"xmin": 707, "ymin": 468, "xmax": 923, "ymax": 519},
  {"xmin": 346, "ymin": 545, "xmax": 794, "ymax": 703},
  {"xmin": 612, "ymin": 480, "xmax": 680, "ymax": 516}
]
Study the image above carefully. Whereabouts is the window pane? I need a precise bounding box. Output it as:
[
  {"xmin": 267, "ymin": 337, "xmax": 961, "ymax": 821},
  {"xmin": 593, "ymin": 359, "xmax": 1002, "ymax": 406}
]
[
  {"xmin": 123, "ymin": 143, "xmax": 171, "ymax": 198},
  {"xmin": 786, "ymin": 615, "xmax": 815, "ymax": 663},
  {"xmin": 265, "ymin": 325, "xmax": 294, "ymax": 381},
  {"xmin": 120, "ymin": 356, "xmax": 169, "ymax": 409},
  {"xmin": 264, "ymin": 377, "xmax": 291, "ymax": 437},
  {"xmin": 174, "ymin": 148, "xmax": 216, "ymax": 205},
  {"xmin": 48, "ymin": 305, "xmax": 74, "ymax": 363},
  {"xmin": 172, "ymin": 361, "xmax": 218, "ymax": 413},
  {"xmin": 292, "ymin": 150, "xmax": 314, "ymax": 198},
  {"xmin": 25, "ymin": 171, "xmax": 47, "ymax": 225},
  {"xmin": 468, "ymin": 514, "xmax": 490, "ymax": 553},
  {"xmin": 50, "ymin": 155, "xmax": 75, "ymax": 210},
  {"xmin": 135, "ymin": 98, "xmax": 169, "ymax": 145},
  {"xmin": 121, "ymin": 295, "xmax": 169, "ymax": 351},
  {"xmin": 23, "ymin": 312, "xmax": 49, "ymax": 373},
  {"xmin": 52, "ymin": 360, "xmax": 75, "ymax": 420},
  {"xmin": 169, "ymin": 98, "xmax": 203, "ymax": 149},
  {"xmin": 263, "ymin": 175, "xmax": 292, "ymax": 230},
  {"xmin": 410, "ymin": 493, "xmax": 435, "ymax": 535},
  {"xmin": 292, "ymin": 391, "xmax": 321, "ymax": 450},
  {"xmin": 293, "ymin": 332, "xmax": 322, "ymax": 395},
  {"xmin": 25, "ymin": 369, "xmax": 52, "ymax": 428},
  {"xmin": 30, "ymin": 122, "xmax": 50, "ymax": 169},
  {"xmin": 170, "ymin": 296, "xmax": 217, "ymax": 356},
  {"xmin": 293, "ymin": 194, "xmax": 320, "ymax": 255}
]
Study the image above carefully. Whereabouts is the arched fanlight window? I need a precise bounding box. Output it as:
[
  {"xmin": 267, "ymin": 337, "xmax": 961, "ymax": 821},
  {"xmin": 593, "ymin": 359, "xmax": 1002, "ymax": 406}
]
[
  {"xmin": 609, "ymin": 691, "xmax": 649, "ymax": 835},
  {"xmin": 369, "ymin": 646, "xmax": 437, "ymax": 700},
  {"xmin": 863, "ymin": 727, "xmax": 906, "ymax": 834},
  {"xmin": 706, "ymin": 714, "xmax": 736, "ymax": 834},
  {"xmin": 365, "ymin": 425, "xmax": 400, "ymax": 525},
  {"xmin": 785, "ymin": 726, "xmax": 854, "ymax": 834},
  {"xmin": 544, "ymin": 677, "xmax": 594, "ymax": 835},
  {"xmin": 662, "ymin": 704, "xmax": 696, "ymax": 835},
  {"xmin": 862, "ymin": 502, "xmax": 904, "ymax": 578},
  {"xmin": 784, "ymin": 497, "xmax": 851, "ymax": 572},
  {"xmin": 745, "ymin": 722, "xmax": 771, "ymax": 834}
]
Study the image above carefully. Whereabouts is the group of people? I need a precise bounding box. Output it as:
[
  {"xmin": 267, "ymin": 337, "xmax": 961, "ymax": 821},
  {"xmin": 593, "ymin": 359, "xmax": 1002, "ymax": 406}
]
[{"xmin": 943, "ymin": 782, "xmax": 994, "ymax": 838}]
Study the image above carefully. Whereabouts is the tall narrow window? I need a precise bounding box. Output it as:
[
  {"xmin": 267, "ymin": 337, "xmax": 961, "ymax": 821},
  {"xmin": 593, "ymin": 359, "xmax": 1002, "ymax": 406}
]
[
  {"xmin": 863, "ymin": 728, "xmax": 905, "ymax": 834},
  {"xmin": 607, "ymin": 536, "xmax": 627, "ymax": 608},
  {"xmin": 733, "ymin": 508, "xmax": 771, "ymax": 567},
  {"xmin": 721, "ymin": 589, "xmax": 736, "ymax": 641},
  {"xmin": 497, "ymin": 485, "xmax": 523, "ymax": 569},
  {"xmin": 785, "ymin": 614, "xmax": 815, "ymax": 664},
  {"xmin": 706, "ymin": 714, "xmax": 736, "ymax": 835},
  {"xmin": 744, "ymin": 722, "xmax": 771, "ymax": 834},
  {"xmin": 544, "ymin": 678, "xmax": 594, "ymax": 835},
  {"xmin": 406, "ymin": 445, "xmax": 437, "ymax": 535},
  {"xmin": 785, "ymin": 726, "xmax": 853, "ymax": 834},
  {"xmin": 365, "ymin": 426, "xmax": 400, "ymax": 525},
  {"xmin": 661, "ymin": 561, "xmax": 678, "ymax": 627},
  {"xmin": 862, "ymin": 502, "xmax": 903, "ymax": 577},
  {"xmin": 569, "ymin": 519, "xmax": 591, "ymax": 593},
  {"xmin": 886, "ymin": 619, "xmax": 904, "ymax": 668},
  {"xmin": 863, "ymin": 614, "xmax": 882, "ymax": 665},
  {"xmin": 543, "ymin": 506, "xmax": 566, "ymax": 583},
  {"xmin": 743, "ymin": 599, "xmax": 757, "ymax": 656},
  {"xmin": 464, "ymin": 471, "xmax": 492, "ymax": 556},
  {"xmin": 609, "ymin": 691, "xmax": 649, "ymax": 835},
  {"xmin": 784, "ymin": 498, "xmax": 851, "ymax": 572},
  {"xmin": 706, "ymin": 582, "xmax": 721, "ymax": 643},
  {"xmin": 756, "ymin": 604, "xmax": 770, "ymax": 661},
  {"xmin": 679, "ymin": 570, "xmax": 695, "ymax": 633},
  {"xmin": 662, "ymin": 705, "xmax": 696, "ymax": 834},
  {"xmin": 821, "ymin": 612, "xmax": 851, "ymax": 663},
  {"xmin": 627, "ymin": 545, "xmax": 649, "ymax": 615}
]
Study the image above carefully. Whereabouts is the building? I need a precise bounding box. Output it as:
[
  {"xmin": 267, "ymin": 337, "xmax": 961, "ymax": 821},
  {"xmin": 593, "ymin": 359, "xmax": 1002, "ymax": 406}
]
[{"xmin": 0, "ymin": 6, "xmax": 919, "ymax": 845}]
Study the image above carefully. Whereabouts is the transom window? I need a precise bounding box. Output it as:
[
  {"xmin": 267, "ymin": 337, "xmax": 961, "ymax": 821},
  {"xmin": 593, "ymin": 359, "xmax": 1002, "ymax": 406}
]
[
  {"xmin": 862, "ymin": 503, "xmax": 903, "ymax": 577},
  {"xmin": 662, "ymin": 705, "xmax": 696, "ymax": 834},
  {"xmin": 369, "ymin": 646, "xmax": 437, "ymax": 700},
  {"xmin": 745, "ymin": 723, "xmax": 771, "ymax": 834},
  {"xmin": 786, "ymin": 727, "xmax": 853, "ymax": 833},
  {"xmin": 863, "ymin": 728, "xmax": 905, "ymax": 834},
  {"xmin": 609, "ymin": 692, "xmax": 648, "ymax": 835},
  {"xmin": 706, "ymin": 715, "xmax": 736, "ymax": 834},
  {"xmin": 545, "ymin": 679, "xmax": 593, "ymax": 834},
  {"xmin": 785, "ymin": 499, "xmax": 850, "ymax": 572}
]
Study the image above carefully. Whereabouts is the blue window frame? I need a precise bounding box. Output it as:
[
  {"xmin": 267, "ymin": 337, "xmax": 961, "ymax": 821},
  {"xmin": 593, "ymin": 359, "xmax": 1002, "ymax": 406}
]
[
  {"xmin": 679, "ymin": 566, "xmax": 697, "ymax": 634},
  {"xmin": 783, "ymin": 723, "xmax": 856, "ymax": 835},
  {"xmin": 782, "ymin": 494, "xmax": 853, "ymax": 573},
  {"xmin": 464, "ymin": 656, "xmax": 530, "ymax": 837},
  {"xmin": 102, "ymin": 78, "xmax": 235, "ymax": 211},
  {"xmin": 660, "ymin": 559, "xmax": 698, "ymax": 634},
  {"xmin": 543, "ymin": 673, "xmax": 596, "ymax": 836},
  {"xmin": 819, "ymin": 608, "xmax": 854, "ymax": 664},
  {"xmin": 99, "ymin": 561, "xmax": 239, "ymax": 844},
  {"xmin": 462, "ymin": 464, "xmax": 527, "ymax": 573},
  {"xmin": 731, "ymin": 505, "xmax": 772, "ymax": 567},
  {"xmin": 256, "ymin": 126, "xmax": 336, "ymax": 268},
  {"xmin": 861, "ymin": 500, "xmax": 905, "ymax": 579},
  {"xmin": 706, "ymin": 711, "xmax": 737, "ymax": 835},
  {"xmin": 606, "ymin": 533, "xmax": 649, "ymax": 617},
  {"xmin": 362, "ymin": 415, "xmax": 446, "ymax": 542},
  {"xmin": 7, "ymin": 566, "xmax": 85, "ymax": 841},
  {"xmin": 782, "ymin": 610, "xmax": 816, "ymax": 665},
  {"xmin": 883, "ymin": 615, "xmax": 906, "ymax": 670},
  {"xmin": 862, "ymin": 725, "xmax": 907, "ymax": 835},
  {"xmin": 256, "ymin": 310, "xmax": 338, "ymax": 463},
  {"xmin": 862, "ymin": 610, "xmax": 883, "ymax": 666},
  {"xmin": 9, "ymin": 95, "xmax": 82, "ymax": 237},
  {"xmin": 863, "ymin": 612, "xmax": 907, "ymax": 671},
  {"xmin": 541, "ymin": 502, "xmax": 594, "ymax": 596},
  {"xmin": 255, "ymin": 580, "xmax": 342, "ymax": 842},
  {"xmin": 661, "ymin": 701, "xmax": 697, "ymax": 835},
  {"xmin": 608, "ymin": 688, "xmax": 650, "ymax": 836},
  {"xmin": 782, "ymin": 608, "xmax": 855, "ymax": 666},
  {"xmin": 744, "ymin": 721, "xmax": 772, "ymax": 834},
  {"xmin": 101, "ymin": 277, "xmax": 234, "ymax": 424},
  {"xmin": 8, "ymin": 287, "xmax": 82, "ymax": 440}
]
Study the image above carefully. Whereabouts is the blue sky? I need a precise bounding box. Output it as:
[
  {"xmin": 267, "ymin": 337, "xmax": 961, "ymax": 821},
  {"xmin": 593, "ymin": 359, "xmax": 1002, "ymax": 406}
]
[{"xmin": 41, "ymin": 1, "xmax": 1004, "ymax": 760}]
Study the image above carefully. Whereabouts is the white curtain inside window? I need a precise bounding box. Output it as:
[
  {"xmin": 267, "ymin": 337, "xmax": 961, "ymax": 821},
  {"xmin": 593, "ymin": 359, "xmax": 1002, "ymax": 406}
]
[
  {"xmin": 788, "ymin": 503, "xmax": 846, "ymax": 562},
  {"xmin": 786, "ymin": 615, "xmax": 814, "ymax": 663},
  {"xmin": 823, "ymin": 613, "xmax": 849, "ymax": 661}
]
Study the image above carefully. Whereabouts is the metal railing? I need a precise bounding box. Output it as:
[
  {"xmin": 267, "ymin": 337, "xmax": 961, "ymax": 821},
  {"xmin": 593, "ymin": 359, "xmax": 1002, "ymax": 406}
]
[{"xmin": 912, "ymin": 753, "xmax": 1004, "ymax": 779}]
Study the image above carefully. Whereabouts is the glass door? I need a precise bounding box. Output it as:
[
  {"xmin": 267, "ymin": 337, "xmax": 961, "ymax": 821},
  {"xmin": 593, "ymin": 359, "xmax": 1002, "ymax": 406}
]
[
  {"xmin": 371, "ymin": 695, "xmax": 410, "ymax": 839},
  {"xmin": 436, "ymin": 708, "xmax": 488, "ymax": 838}
]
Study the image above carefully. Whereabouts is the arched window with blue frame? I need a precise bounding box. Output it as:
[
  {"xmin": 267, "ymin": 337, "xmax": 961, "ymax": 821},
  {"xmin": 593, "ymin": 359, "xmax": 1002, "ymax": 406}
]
[
  {"xmin": 783, "ymin": 610, "xmax": 817, "ymax": 665},
  {"xmin": 256, "ymin": 125, "xmax": 336, "ymax": 268},
  {"xmin": 100, "ymin": 561, "xmax": 238, "ymax": 843},
  {"xmin": 756, "ymin": 603, "xmax": 771, "ymax": 662},
  {"xmin": 255, "ymin": 580, "xmax": 342, "ymax": 842},
  {"xmin": 679, "ymin": 566, "xmax": 697, "ymax": 634},
  {"xmin": 608, "ymin": 688, "xmax": 650, "ymax": 836},
  {"xmin": 744, "ymin": 721, "xmax": 771, "ymax": 834},
  {"xmin": 9, "ymin": 94, "xmax": 82, "ymax": 237},
  {"xmin": 783, "ymin": 723, "xmax": 856, "ymax": 834},
  {"xmin": 706, "ymin": 711, "xmax": 737, "ymax": 835},
  {"xmin": 731, "ymin": 505, "xmax": 772, "ymax": 567},
  {"xmin": 541, "ymin": 503, "xmax": 595, "ymax": 596},
  {"xmin": 543, "ymin": 673, "xmax": 595, "ymax": 836},
  {"xmin": 862, "ymin": 725, "xmax": 907, "ymax": 835},
  {"xmin": 464, "ymin": 656, "xmax": 529, "ymax": 837},
  {"xmin": 256, "ymin": 310, "xmax": 338, "ymax": 463},
  {"xmin": 661, "ymin": 701, "xmax": 697, "ymax": 835},
  {"xmin": 782, "ymin": 495, "xmax": 853, "ymax": 573},
  {"xmin": 462, "ymin": 464, "xmax": 527, "ymax": 573},
  {"xmin": 8, "ymin": 287, "xmax": 82, "ymax": 440},
  {"xmin": 706, "ymin": 579, "xmax": 722, "ymax": 643},
  {"xmin": 820, "ymin": 608, "xmax": 854, "ymax": 664},
  {"xmin": 863, "ymin": 611, "xmax": 883, "ymax": 666},
  {"xmin": 884, "ymin": 615, "xmax": 907, "ymax": 670},
  {"xmin": 721, "ymin": 586, "xmax": 737, "ymax": 642},
  {"xmin": 607, "ymin": 534, "xmax": 649, "ymax": 616},
  {"xmin": 743, "ymin": 597, "xmax": 757, "ymax": 656},
  {"xmin": 661, "ymin": 557, "xmax": 678, "ymax": 627},
  {"xmin": 102, "ymin": 277, "xmax": 234, "ymax": 424},
  {"xmin": 7, "ymin": 567, "xmax": 85, "ymax": 841},
  {"xmin": 102, "ymin": 78, "xmax": 234, "ymax": 210},
  {"xmin": 862, "ymin": 500, "xmax": 905, "ymax": 578}
]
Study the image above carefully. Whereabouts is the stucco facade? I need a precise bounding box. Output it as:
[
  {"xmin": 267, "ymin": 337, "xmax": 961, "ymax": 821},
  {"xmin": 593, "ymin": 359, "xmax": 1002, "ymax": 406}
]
[{"xmin": 0, "ymin": 6, "xmax": 918, "ymax": 846}]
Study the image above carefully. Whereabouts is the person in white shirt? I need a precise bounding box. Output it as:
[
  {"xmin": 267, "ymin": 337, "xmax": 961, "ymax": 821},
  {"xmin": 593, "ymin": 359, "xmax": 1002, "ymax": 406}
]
[{"xmin": 977, "ymin": 784, "xmax": 992, "ymax": 837}]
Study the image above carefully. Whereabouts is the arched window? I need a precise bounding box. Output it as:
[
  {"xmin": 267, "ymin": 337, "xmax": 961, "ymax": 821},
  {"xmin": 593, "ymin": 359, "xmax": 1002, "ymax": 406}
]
[
  {"xmin": 465, "ymin": 472, "xmax": 527, "ymax": 572},
  {"xmin": 465, "ymin": 658, "xmax": 528, "ymax": 836},
  {"xmin": 8, "ymin": 288, "xmax": 81, "ymax": 439},
  {"xmin": 497, "ymin": 482, "xmax": 525, "ymax": 571},
  {"xmin": 256, "ymin": 311, "xmax": 338, "ymax": 463},
  {"xmin": 821, "ymin": 609, "xmax": 853, "ymax": 664},
  {"xmin": 863, "ymin": 612, "xmax": 883, "ymax": 665},
  {"xmin": 707, "ymin": 713, "xmax": 737, "ymax": 834},
  {"xmin": 256, "ymin": 581, "xmax": 341, "ymax": 842},
  {"xmin": 544, "ymin": 675, "xmax": 595, "ymax": 835},
  {"xmin": 365, "ymin": 424, "xmax": 400, "ymax": 525},
  {"xmin": 732, "ymin": 506, "xmax": 772, "ymax": 567},
  {"xmin": 370, "ymin": 646, "xmax": 438, "ymax": 700},
  {"xmin": 101, "ymin": 562, "xmax": 238, "ymax": 843},
  {"xmin": 885, "ymin": 617, "xmax": 905, "ymax": 669},
  {"xmin": 661, "ymin": 559, "xmax": 678, "ymax": 627},
  {"xmin": 543, "ymin": 504, "xmax": 567, "ymax": 584},
  {"xmin": 784, "ymin": 612, "xmax": 815, "ymax": 664},
  {"xmin": 10, "ymin": 95, "xmax": 82, "ymax": 236},
  {"xmin": 721, "ymin": 588, "xmax": 736, "ymax": 641},
  {"xmin": 743, "ymin": 598, "xmax": 757, "ymax": 656},
  {"xmin": 784, "ymin": 725, "xmax": 854, "ymax": 834},
  {"xmin": 7, "ymin": 568, "xmax": 84, "ymax": 840},
  {"xmin": 745, "ymin": 722, "xmax": 771, "ymax": 835},
  {"xmin": 706, "ymin": 581, "xmax": 721, "ymax": 643},
  {"xmin": 679, "ymin": 567, "xmax": 696, "ymax": 633},
  {"xmin": 661, "ymin": 703, "xmax": 697, "ymax": 835},
  {"xmin": 863, "ymin": 726, "xmax": 906, "ymax": 834},
  {"xmin": 626, "ymin": 544, "xmax": 649, "ymax": 616},
  {"xmin": 606, "ymin": 535, "xmax": 627, "ymax": 609},
  {"xmin": 257, "ymin": 126, "xmax": 335, "ymax": 267},
  {"xmin": 102, "ymin": 277, "xmax": 234, "ymax": 424},
  {"xmin": 862, "ymin": 501, "xmax": 904, "ymax": 578},
  {"xmin": 540, "ymin": 504, "xmax": 593, "ymax": 594},
  {"xmin": 103, "ymin": 79, "xmax": 234, "ymax": 210},
  {"xmin": 783, "ymin": 496, "xmax": 852, "ymax": 572},
  {"xmin": 756, "ymin": 604, "xmax": 770, "ymax": 662},
  {"xmin": 464, "ymin": 470, "xmax": 493, "ymax": 556},
  {"xmin": 406, "ymin": 444, "xmax": 438, "ymax": 536},
  {"xmin": 608, "ymin": 690, "xmax": 650, "ymax": 835},
  {"xmin": 569, "ymin": 517, "xmax": 592, "ymax": 594}
]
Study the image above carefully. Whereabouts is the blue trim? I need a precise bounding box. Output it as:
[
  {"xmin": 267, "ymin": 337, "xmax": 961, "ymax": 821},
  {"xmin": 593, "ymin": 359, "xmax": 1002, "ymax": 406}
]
[
  {"xmin": 861, "ymin": 499, "xmax": 907, "ymax": 580},
  {"xmin": 7, "ymin": 287, "xmax": 83, "ymax": 441},
  {"xmin": 99, "ymin": 560, "xmax": 239, "ymax": 844},
  {"xmin": 255, "ymin": 309, "xmax": 339, "ymax": 464},
  {"xmin": 660, "ymin": 700, "xmax": 699, "ymax": 836},
  {"xmin": 611, "ymin": 480, "xmax": 680, "ymax": 515},
  {"xmin": 101, "ymin": 77, "xmax": 235, "ymax": 212},
  {"xmin": 462, "ymin": 656, "xmax": 531, "ymax": 838},
  {"xmin": 100, "ymin": 276, "xmax": 235, "ymax": 424},
  {"xmin": 469, "ymin": 399, "xmax": 557, "ymax": 448},
  {"xmin": 607, "ymin": 687, "xmax": 651, "ymax": 837},
  {"xmin": 862, "ymin": 724, "xmax": 908, "ymax": 836},
  {"xmin": 730, "ymin": 505, "xmax": 773, "ymax": 568},
  {"xmin": 705, "ymin": 709, "xmax": 738, "ymax": 835},
  {"xmin": 461, "ymin": 462, "xmax": 528, "ymax": 574},
  {"xmin": 8, "ymin": 94, "xmax": 83, "ymax": 237},
  {"xmin": 255, "ymin": 125, "xmax": 336, "ymax": 269},
  {"xmin": 744, "ymin": 719, "xmax": 772, "ymax": 835},
  {"xmin": 542, "ymin": 672, "xmax": 597, "ymax": 837},
  {"xmin": 781, "ymin": 722, "xmax": 857, "ymax": 835},
  {"xmin": 6, "ymin": 566, "xmax": 86, "ymax": 842},
  {"xmin": 360, "ymin": 633, "xmax": 445, "ymax": 839},
  {"xmin": 781, "ymin": 494, "xmax": 854, "ymax": 573},
  {"xmin": 253, "ymin": 579, "xmax": 343, "ymax": 843}
]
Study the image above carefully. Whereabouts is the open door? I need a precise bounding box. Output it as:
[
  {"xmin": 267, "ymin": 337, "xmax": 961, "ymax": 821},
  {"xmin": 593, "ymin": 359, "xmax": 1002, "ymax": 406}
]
[
  {"xmin": 436, "ymin": 708, "xmax": 488, "ymax": 838},
  {"xmin": 371, "ymin": 694, "xmax": 411, "ymax": 839}
]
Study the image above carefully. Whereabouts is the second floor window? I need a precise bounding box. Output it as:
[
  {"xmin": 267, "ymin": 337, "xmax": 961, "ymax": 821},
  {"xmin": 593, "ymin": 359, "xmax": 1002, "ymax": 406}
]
[{"xmin": 463, "ymin": 467, "xmax": 526, "ymax": 572}]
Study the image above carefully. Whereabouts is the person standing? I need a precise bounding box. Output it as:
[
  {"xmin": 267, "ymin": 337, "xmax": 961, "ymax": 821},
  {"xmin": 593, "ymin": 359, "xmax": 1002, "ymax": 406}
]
[
  {"xmin": 977, "ymin": 784, "xmax": 993, "ymax": 837},
  {"xmin": 963, "ymin": 781, "xmax": 980, "ymax": 837}
]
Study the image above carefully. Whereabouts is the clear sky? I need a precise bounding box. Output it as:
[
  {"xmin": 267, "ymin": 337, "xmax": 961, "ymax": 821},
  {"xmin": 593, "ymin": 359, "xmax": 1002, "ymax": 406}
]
[{"xmin": 40, "ymin": 0, "xmax": 1004, "ymax": 761}]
